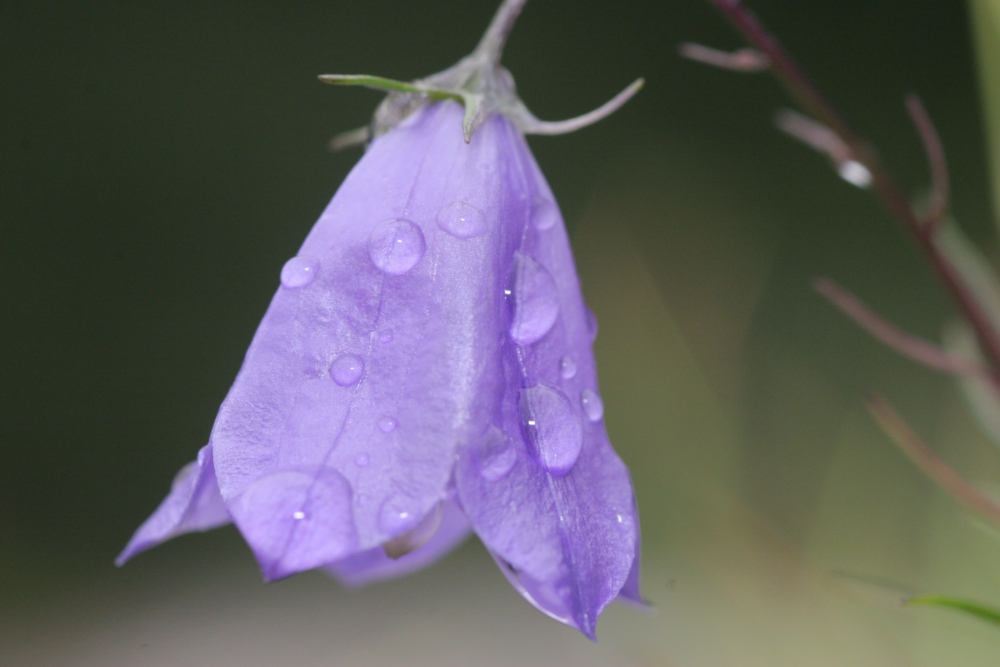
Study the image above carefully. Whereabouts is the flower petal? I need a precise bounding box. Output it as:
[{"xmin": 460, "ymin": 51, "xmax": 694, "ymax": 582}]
[
  {"xmin": 210, "ymin": 102, "xmax": 532, "ymax": 578},
  {"xmin": 455, "ymin": 131, "xmax": 639, "ymax": 638},
  {"xmin": 323, "ymin": 499, "xmax": 472, "ymax": 588},
  {"xmin": 116, "ymin": 444, "xmax": 230, "ymax": 565}
]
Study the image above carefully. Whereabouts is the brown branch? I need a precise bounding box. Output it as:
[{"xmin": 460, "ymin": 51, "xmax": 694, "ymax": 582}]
[
  {"xmin": 867, "ymin": 395, "xmax": 1000, "ymax": 526},
  {"xmin": 905, "ymin": 94, "xmax": 950, "ymax": 230}
]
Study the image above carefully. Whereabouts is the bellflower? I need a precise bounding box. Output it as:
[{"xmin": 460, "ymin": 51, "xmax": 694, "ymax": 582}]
[{"xmin": 118, "ymin": 0, "xmax": 643, "ymax": 639}]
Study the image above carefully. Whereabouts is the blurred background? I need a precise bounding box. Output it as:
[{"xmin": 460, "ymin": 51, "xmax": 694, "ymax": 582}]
[{"xmin": 4, "ymin": 0, "xmax": 1000, "ymax": 664}]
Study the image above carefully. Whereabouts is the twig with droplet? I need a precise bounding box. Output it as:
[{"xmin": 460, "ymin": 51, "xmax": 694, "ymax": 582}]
[{"xmin": 695, "ymin": 0, "xmax": 1000, "ymax": 381}]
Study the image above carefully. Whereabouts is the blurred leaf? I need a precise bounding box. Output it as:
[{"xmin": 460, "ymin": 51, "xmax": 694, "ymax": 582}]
[
  {"xmin": 969, "ymin": 0, "xmax": 1000, "ymax": 228},
  {"xmin": 906, "ymin": 594, "xmax": 1000, "ymax": 626}
]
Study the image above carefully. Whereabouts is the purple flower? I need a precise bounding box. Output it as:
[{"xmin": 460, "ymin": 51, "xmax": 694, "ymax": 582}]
[{"xmin": 118, "ymin": 0, "xmax": 642, "ymax": 639}]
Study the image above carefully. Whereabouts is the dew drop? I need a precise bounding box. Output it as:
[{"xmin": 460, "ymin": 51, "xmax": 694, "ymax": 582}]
[
  {"xmin": 580, "ymin": 389, "xmax": 604, "ymax": 422},
  {"xmin": 585, "ymin": 307, "xmax": 599, "ymax": 342},
  {"xmin": 531, "ymin": 196, "xmax": 559, "ymax": 231},
  {"xmin": 559, "ymin": 356, "xmax": 577, "ymax": 380},
  {"xmin": 280, "ymin": 255, "xmax": 320, "ymax": 289},
  {"xmin": 436, "ymin": 201, "xmax": 488, "ymax": 239},
  {"xmin": 509, "ymin": 252, "xmax": 560, "ymax": 346},
  {"xmin": 378, "ymin": 416, "xmax": 397, "ymax": 433},
  {"xmin": 292, "ymin": 510, "xmax": 307, "ymax": 520},
  {"xmin": 368, "ymin": 218, "xmax": 426, "ymax": 275},
  {"xmin": 378, "ymin": 496, "xmax": 420, "ymax": 534},
  {"xmin": 382, "ymin": 502, "xmax": 443, "ymax": 559},
  {"xmin": 477, "ymin": 427, "xmax": 517, "ymax": 481},
  {"xmin": 520, "ymin": 384, "xmax": 583, "ymax": 476},
  {"xmin": 378, "ymin": 329, "xmax": 394, "ymax": 344},
  {"xmin": 354, "ymin": 453, "xmax": 370, "ymax": 468},
  {"xmin": 330, "ymin": 354, "xmax": 364, "ymax": 386}
]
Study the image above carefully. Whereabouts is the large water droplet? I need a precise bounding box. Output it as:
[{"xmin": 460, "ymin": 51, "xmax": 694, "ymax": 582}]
[
  {"xmin": 229, "ymin": 467, "xmax": 357, "ymax": 578},
  {"xmin": 520, "ymin": 384, "xmax": 583, "ymax": 476},
  {"xmin": 330, "ymin": 354, "xmax": 364, "ymax": 386},
  {"xmin": 378, "ymin": 416, "xmax": 397, "ymax": 433},
  {"xmin": 280, "ymin": 255, "xmax": 320, "ymax": 289},
  {"xmin": 477, "ymin": 427, "xmax": 517, "ymax": 481},
  {"xmin": 378, "ymin": 496, "xmax": 422, "ymax": 535},
  {"xmin": 580, "ymin": 389, "xmax": 604, "ymax": 422},
  {"xmin": 436, "ymin": 201, "xmax": 487, "ymax": 239},
  {"xmin": 382, "ymin": 502, "xmax": 443, "ymax": 559},
  {"xmin": 531, "ymin": 196, "xmax": 559, "ymax": 231},
  {"xmin": 490, "ymin": 551, "xmax": 577, "ymax": 628},
  {"xmin": 559, "ymin": 356, "xmax": 577, "ymax": 380},
  {"xmin": 585, "ymin": 307, "xmax": 598, "ymax": 342},
  {"xmin": 368, "ymin": 218, "xmax": 426, "ymax": 275},
  {"xmin": 509, "ymin": 252, "xmax": 560, "ymax": 346}
]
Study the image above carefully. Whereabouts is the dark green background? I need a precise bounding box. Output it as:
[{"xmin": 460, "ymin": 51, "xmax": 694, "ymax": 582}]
[{"xmin": 3, "ymin": 1, "xmax": 998, "ymax": 665}]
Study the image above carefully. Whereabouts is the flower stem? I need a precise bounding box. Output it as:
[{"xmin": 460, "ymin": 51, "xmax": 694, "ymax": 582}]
[
  {"xmin": 707, "ymin": 0, "xmax": 1000, "ymax": 380},
  {"xmin": 474, "ymin": 0, "xmax": 529, "ymax": 66}
]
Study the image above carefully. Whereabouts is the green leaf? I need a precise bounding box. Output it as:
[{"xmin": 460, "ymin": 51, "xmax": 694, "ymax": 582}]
[{"xmin": 905, "ymin": 594, "xmax": 1000, "ymax": 626}]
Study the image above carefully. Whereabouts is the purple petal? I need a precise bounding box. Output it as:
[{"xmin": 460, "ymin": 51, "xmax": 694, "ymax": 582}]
[
  {"xmin": 454, "ymin": 130, "xmax": 639, "ymax": 639},
  {"xmin": 210, "ymin": 102, "xmax": 534, "ymax": 578},
  {"xmin": 116, "ymin": 444, "xmax": 230, "ymax": 565},
  {"xmin": 324, "ymin": 499, "xmax": 471, "ymax": 588}
]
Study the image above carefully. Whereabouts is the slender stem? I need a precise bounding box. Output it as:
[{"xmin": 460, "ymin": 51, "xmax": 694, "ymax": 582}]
[
  {"xmin": 707, "ymin": 0, "xmax": 1000, "ymax": 379},
  {"xmin": 473, "ymin": 0, "xmax": 529, "ymax": 65}
]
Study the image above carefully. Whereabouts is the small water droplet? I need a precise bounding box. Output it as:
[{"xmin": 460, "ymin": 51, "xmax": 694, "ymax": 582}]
[
  {"xmin": 280, "ymin": 255, "xmax": 320, "ymax": 289},
  {"xmin": 531, "ymin": 196, "xmax": 559, "ymax": 231},
  {"xmin": 436, "ymin": 201, "xmax": 488, "ymax": 239},
  {"xmin": 520, "ymin": 384, "xmax": 583, "ymax": 476},
  {"xmin": 559, "ymin": 356, "xmax": 577, "ymax": 379},
  {"xmin": 580, "ymin": 389, "xmax": 604, "ymax": 422},
  {"xmin": 354, "ymin": 453, "xmax": 370, "ymax": 468},
  {"xmin": 585, "ymin": 307, "xmax": 598, "ymax": 342},
  {"xmin": 368, "ymin": 218, "xmax": 426, "ymax": 275},
  {"xmin": 477, "ymin": 427, "xmax": 517, "ymax": 481},
  {"xmin": 378, "ymin": 496, "xmax": 420, "ymax": 534},
  {"xmin": 378, "ymin": 329, "xmax": 393, "ymax": 344},
  {"xmin": 378, "ymin": 417, "xmax": 397, "ymax": 433},
  {"xmin": 509, "ymin": 252, "xmax": 560, "ymax": 346},
  {"xmin": 330, "ymin": 354, "xmax": 364, "ymax": 386},
  {"xmin": 382, "ymin": 502, "xmax": 444, "ymax": 559},
  {"xmin": 292, "ymin": 510, "xmax": 306, "ymax": 520}
]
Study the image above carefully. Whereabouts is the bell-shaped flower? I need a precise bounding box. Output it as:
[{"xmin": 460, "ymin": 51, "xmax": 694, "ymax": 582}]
[{"xmin": 118, "ymin": 0, "xmax": 643, "ymax": 639}]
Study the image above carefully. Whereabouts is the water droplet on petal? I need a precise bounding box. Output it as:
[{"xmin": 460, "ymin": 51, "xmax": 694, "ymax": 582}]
[
  {"xmin": 436, "ymin": 201, "xmax": 487, "ymax": 239},
  {"xmin": 580, "ymin": 389, "xmax": 604, "ymax": 422},
  {"xmin": 280, "ymin": 255, "xmax": 320, "ymax": 289},
  {"xmin": 585, "ymin": 307, "xmax": 598, "ymax": 342},
  {"xmin": 378, "ymin": 329, "xmax": 393, "ymax": 344},
  {"xmin": 378, "ymin": 417, "xmax": 397, "ymax": 433},
  {"xmin": 509, "ymin": 252, "xmax": 560, "ymax": 346},
  {"xmin": 477, "ymin": 427, "xmax": 517, "ymax": 481},
  {"xmin": 531, "ymin": 196, "xmax": 559, "ymax": 231},
  {"xmin": 378, "ymin": 495, "xmax": 421, "ymax": 535},
  {"xmin": 559, "ymin": 356, "xmax": 577, "ymax": 380},
  {"xmin": 354, "ymin": 453, "xmax": 370, "ymax": 468},
  {"xmin": 382, "ymin": 502, "xmax": 444, "ymax": 559},
  {"xmin": 368, "ymin": 218, "xmax": 426, "ymax": 275},
  {"xmin": 330, "ymin": 354, "xmax": 364, "ymax": 386},
  {"xmin": 292, "ymin": 510, "xmax": 307, "ymax": 520},
  {"xmin": 520, "ymin": 384, "xmax": 583, "ymax": 476},
  {"xmin": 491, "ymin": 551, "xmax": 577, "ymax": 628}
]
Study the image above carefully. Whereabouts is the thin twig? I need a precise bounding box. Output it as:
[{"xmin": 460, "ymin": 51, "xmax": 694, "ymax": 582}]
[
  {"xmin": 704, "ymin": 1, "xmax": 1000, "ymax": 383},
  {"xmin": 867, "ymin": 395, "xmax": 1000, "ymax": 526},
  {"xmin": 905, "ymin": 94, "xmax": 950, "ymax": 230},
  {"xmin": 678, "ymin": 42, "xmax": 769, "ymax": 72},
  {"xmin": 814, "ymin": 278, "xmax": 989, "ymax": 377}
]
